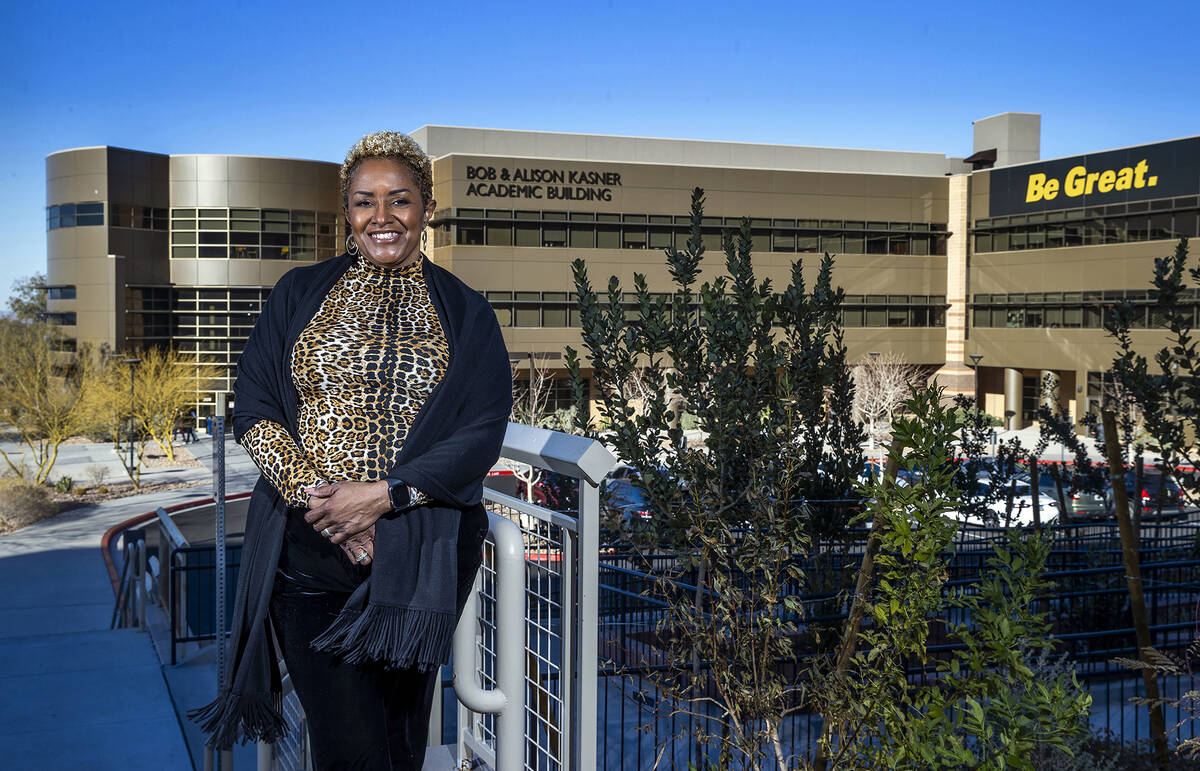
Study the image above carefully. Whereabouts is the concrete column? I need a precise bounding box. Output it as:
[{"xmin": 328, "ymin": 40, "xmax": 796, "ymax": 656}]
[
  {"xmin": 932, "ymin": 173, "xmax": 974, "ymax": 400},
  {"xmin": 1004, "ymin": 367, "xmax": 1023, "ymax": 430},
  {"xmin": 1040, "ymin": 369, "xmax": 1059, "ymax": 411}
]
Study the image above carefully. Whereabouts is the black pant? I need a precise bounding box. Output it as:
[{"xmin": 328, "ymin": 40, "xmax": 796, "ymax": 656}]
[
  {"xmin": 268, "ymin": 508, "xmax": 488, "ymax": 770},
  {"xmin": 269, "ymin": 581, "xmax": 439, "ymax": 771}
]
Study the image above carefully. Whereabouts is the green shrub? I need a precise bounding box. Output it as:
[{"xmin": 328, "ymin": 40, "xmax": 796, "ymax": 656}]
[
  {"xmin": 0, "ymin": 479, "xmax": 59, "ymax": 534},
  {"xmin": 54, "ymin": 476, "xmax": 73, "ymax": 493}
]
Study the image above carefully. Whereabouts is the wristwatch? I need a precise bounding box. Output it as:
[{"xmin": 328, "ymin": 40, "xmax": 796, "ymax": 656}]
[{"xmin": 386, "ymin": 479, "xmax": 415, "ymax": 512}]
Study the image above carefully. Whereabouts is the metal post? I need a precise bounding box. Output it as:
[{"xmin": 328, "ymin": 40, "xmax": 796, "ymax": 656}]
[
  {"xmin": 213, "ymin": 393, "xmax": 229, "ymax": 770},
  {"xmin": 123, "ymin": 358, "xmax": 141, "ymax": 475},
  {"xmin": 575, "ymin": 479, "xmax": 600, "ymax": 771},
  {"xmin": 453, "ymin": 513, "xmax": 526, "ymax": 770}
]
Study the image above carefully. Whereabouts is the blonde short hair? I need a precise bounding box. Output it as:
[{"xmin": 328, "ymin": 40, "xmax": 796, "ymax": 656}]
[{"xmin": 339, "ymin": 131, "xmax": 433, "ymax": 208}]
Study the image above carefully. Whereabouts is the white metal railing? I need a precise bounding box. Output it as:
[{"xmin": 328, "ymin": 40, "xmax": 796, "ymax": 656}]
[{"xmin": 455, "ymin": 422, "xmax": 616, "ymax": 771}]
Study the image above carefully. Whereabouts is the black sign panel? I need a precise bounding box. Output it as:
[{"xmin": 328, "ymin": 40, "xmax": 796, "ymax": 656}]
[{"xmin": 987, "ymin": 136, "xmax": 1200, "ymax": 217}]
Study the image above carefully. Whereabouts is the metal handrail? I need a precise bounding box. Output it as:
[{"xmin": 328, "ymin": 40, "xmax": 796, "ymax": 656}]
[{"xmin": 452, "ymin": 512, "xmax": 526, "ymax": 769}]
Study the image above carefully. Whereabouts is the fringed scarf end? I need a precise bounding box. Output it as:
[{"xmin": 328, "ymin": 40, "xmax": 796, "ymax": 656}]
[
  {"xmin": 310, "ymin": 604, "xmax": 455, "ymax": 671},
  {"xmin": 188, "ymin": 690, "xmax": 287, "ymax": 749}
]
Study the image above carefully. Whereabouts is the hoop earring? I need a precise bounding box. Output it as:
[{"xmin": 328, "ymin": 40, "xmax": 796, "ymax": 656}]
[
  {"xmin": 345, "ymin": 234, "xmax": 359, "ymax": 256},
  {"xmin": 422, "ymin": 229, "xmax": 428, "ymax": 251}
]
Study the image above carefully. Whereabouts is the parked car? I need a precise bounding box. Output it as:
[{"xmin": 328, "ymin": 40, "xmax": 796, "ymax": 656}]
[
  {"xmin": 1107, "ymin": 470, "xmax": 1184, "ymax": 519},
  {"xmin": 1018, "ymin": 470, "xmax": 1108, "ymax": 520},
  {"xmin": 958, "ymin": 478, "xmax": 1061, "ymax": 527},
  {"xmin": 600, "ymin": 478, "xmax": 654, "ymax": 535}
]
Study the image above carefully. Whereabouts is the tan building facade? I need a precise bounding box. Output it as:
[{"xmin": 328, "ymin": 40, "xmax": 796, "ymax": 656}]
[{"xmin": 44, "ymin": 117, "xmax": 1200, "ymax": 426}]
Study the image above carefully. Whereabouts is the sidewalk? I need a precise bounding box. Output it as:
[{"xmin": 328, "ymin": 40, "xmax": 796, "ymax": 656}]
[
  {"xmin": 0, "ymin": 489, "xmax": 201, "ymax": 770},
  {"xmin": 0, "ymin": 433, "xmax": 258, "ymax": 770}
]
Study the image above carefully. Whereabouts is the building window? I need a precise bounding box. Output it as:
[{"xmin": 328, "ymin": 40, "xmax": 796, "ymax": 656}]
[{"xmin": 46, "ymin": 285, "xmax": 76, "ymax": 300}]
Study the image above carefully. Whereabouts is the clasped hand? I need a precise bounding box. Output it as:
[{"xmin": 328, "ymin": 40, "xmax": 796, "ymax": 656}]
[{"xmin": 304, "ymin": 481, "xmax": 392, "ymax": 565}]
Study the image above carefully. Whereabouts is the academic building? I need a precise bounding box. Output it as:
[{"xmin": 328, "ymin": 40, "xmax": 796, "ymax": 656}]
[{"xmin": 44, "ymin": 114, "xmax": 1200, "ymax": 428}]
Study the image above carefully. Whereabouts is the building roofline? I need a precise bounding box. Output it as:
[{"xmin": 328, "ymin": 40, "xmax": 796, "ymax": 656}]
[
  {"xmin": 982, "ymin": 133, "xmax": 1200, "ymax": 171},
  {"xmin": 46, "ymin": 146, "xmax": 336, "ymax": 165},
  {"xmin": 410, "ymin": 124, "xmax": 959, "ymax": 160}
]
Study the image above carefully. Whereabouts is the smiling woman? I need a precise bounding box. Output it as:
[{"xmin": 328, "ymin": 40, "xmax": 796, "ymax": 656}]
[{"xmin": 192, "ymin": 131, "xmax": 512, "ymax": 770}]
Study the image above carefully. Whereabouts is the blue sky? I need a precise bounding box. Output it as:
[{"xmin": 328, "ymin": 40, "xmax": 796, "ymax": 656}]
[{"xmin": 0, "ymin": 0, "xmax": 1197, "ymax": 299}]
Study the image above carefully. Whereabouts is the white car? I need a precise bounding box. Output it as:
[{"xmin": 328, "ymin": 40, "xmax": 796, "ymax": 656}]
[{"xmin": 958, "ymin": 479, "xmax": 1060, "ymax": 527}]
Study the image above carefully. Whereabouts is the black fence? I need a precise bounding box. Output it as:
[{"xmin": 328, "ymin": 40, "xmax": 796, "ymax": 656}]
[{"xmin": 596, "ymin": 520, "xmax": 1200, "ymax": 768}]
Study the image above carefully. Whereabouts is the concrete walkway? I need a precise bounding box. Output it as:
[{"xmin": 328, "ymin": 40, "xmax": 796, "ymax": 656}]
[
  {"xmin": 0, "ymin": 488, "xmax": 205, "ymax": 770},
  {"xmin": 0, "ymin": 432, "xmax": 258, "ymax": 770}
]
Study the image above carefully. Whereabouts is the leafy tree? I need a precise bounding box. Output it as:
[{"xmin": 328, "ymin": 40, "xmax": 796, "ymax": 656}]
[
  {"xmin": 6, "ymin": 272, "xmax": 46, "ymax": 323},
  {"xmin": 568, "ymin": 189, "xmax": 1088, "ymax": 768}
]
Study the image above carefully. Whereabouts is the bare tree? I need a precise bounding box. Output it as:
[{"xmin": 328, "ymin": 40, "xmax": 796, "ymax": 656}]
[
  {"xmin": 851, "ymin": 351, "xmax": 925, "ymax": 459},
  {"xmin": 0, "ymin": 320, "xmax": 95, "ymax": 483},
  {"xmin": 508, "ymin": 358, "xmax": 571, "ymax": 502}
]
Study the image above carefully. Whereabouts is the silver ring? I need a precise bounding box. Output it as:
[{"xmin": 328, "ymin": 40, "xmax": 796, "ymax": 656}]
[
  {"xmin": 355, "ymin": 550, "xmax": 369, "ymax": 563},
  {"xmin": 321, "ymin": 527, "xmax": 333, "ymax": 538}
]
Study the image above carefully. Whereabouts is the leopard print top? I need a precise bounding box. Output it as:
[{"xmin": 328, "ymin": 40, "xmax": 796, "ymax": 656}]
[{"xmin": 241, "ymin": 254, "xmax": 449, "ymax": 508}]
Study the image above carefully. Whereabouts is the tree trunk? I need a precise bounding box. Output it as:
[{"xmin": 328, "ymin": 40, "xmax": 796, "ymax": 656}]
[
  {"xmin": 1101, "ymin": 410, "xmax": 1169, "ymax": 767},
  {"xmin": 812, "ymin": 438, "xmax": 902, "ymax": 771}
]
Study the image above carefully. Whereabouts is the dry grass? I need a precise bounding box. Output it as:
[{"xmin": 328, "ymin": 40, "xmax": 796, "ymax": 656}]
[{"xmin": 0, "ymin": 479, "xmax": 58, "ymax": 535}]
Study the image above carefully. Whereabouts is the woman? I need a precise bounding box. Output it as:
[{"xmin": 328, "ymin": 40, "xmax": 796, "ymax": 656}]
[{"xmin": 192, "ymin": 131, "xmax": 512, "ymax": 770}]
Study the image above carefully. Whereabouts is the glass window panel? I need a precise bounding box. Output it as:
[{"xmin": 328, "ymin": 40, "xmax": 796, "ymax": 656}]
[
  {"xmin": 700, "ymin": 232, "xmax": 722, "ymax": 252},
  {"xmin": 514, "ymin": 225, "xmax": 540, "ymax": 247},
  {"xmin": 262, "ymin": 233, "xmax": 289, "ymax": 246},
  {"xmin": 1006, "ymin": 308, "xmax": 1025, "ymax": 328},
  {"xmin": 910, "ymin": 307, "xmax": 929, "ymax": 326},
  {"xmin": 172, "ymin": 247, "xmax": 196, "ymax": 259},
  {"xmin": 1045, "ymin": 307, "xmax": 1063, "ymax": 327},
  {"xmin": 1063, "ymin": 307, "xmax": 1082, "ymax": 328},
  {"xmin": 485, "ymin": 225, "xmax": 511, "ymax": 246},
  {"xmin": 569, "ymin": 308, "xmax": 581, "ymax": 327},
  {"xmin": 975, "ymin": 233, "xmax": 993, "ymax": 252},
  {"xmin": 1024, "ymin": 308, "xmax": 1043, "ymax": 327},
  {"xmin": 542, "ymin": 292, "xmax": 567, "ymax": 301},
  {"xmin": 542, "ymin": 308, "xmax": 567, "ymax": 327},
  {"xmin": 993, "ymin": 231, "xmax": 1010, "ymax": 251},
  {"xmin": 569, "ymin": 227, "xmax": 593, "ymax": 248},
  {"xmin": 76, "ymin": 202, "xmax": 103, "ymax": 214},
  {"xmin": 1149, "ymin": 213, "xmax": 1174, "ymax": 240},
  {"xmin": 60, "ymin": 214, "xmax": 76, "ymax": 227},
  {"xmin": 60, "ymin": 204, "xmax": 76, "ymax": 216},
  {"xmin": 865, "ymin": 307, "xmax": 887, "ymax": 327},
  {"xmin": 260, "ymin": 247, "xmax": 288, "ymax": 259},
  {"xmin": 819, "ymin": 233, "xmax": 842, "ymax": 253},
  {"xmin": 649, "ymin": 229, "xmax": 673, "ymax": 250},
  {"xmin": 542, "ymin": 226, "xmax": 566, "ymax": 247},
  {"xmin": 888, "ymin": 237, "xmax": 909, "ymax": 255},
  {"xmin": 1177, "ymin": 211, "xmax": 1199, "ymax": 238},
  {"xmin": 230, "ymin": 232, "xmax": 258, "ymax": 245},
  {"xmin": 597, "ymin": 213, "xmax": 620, "ymax": 223},
  {"xmin": 198, "ymin": 246, "xmax": 227, "ymax": 259},
  {"xmin": 973, "ymin": 308, "xmax": 991, "ymax": 327},
  {"xmin": 772, "ymin": 232, "xmax": 796, "ymax": 251},
  {"xmin": 843, "ymin": 307, "xmax": 863, "ymax": 327},
  {"xmin": 515, "ymin": 292, "xmax": 539, "ymax": 301},
  {"xmin": 568, "ymin": 212, "xmax": 594, "ymax": 221},
  {"xmin": 887, "ymin": 308, "xmax": 908, "ymax": 327},
  {"xmin": 596, "ymin": 227, "xmax": 620, "ymax": 249},
  {"xmin": 76, "ymin": 214, "xmax": 104, "ymax": 226},
  {"xmin": 623, "ymin": 229, "xmax": 648, "ymax": 249},
  {"xmin": 198, "ymin": 220, "xmax": 226, "ymax": 230},
  {"xmin": 623, "ymin": 214, "xmax": 648, "ymax": 223},
  {"xmin": 909, "ymin": 236, "xmax": 929, "ymax": 255},
  {"xmin": 457, "ymin": 225, "xmax": 484, "ymax": 245},
  {"xmin": 843, "ymin": 235, "xmax": 865, "ymax": 253},
  {"xmin": 866, "ymin": 235, "xmax": 888, "ymax": 254},
  {"xmin": 456, "ymin": 209, "xmax": 483, "ymax": 218},
  {"xmin": 514, "ymin": 307, "xmax": 540, "ymax": 327},
  {"xmin": 797, "ymin": 233, "xmax": 819, "ymax": 253},
  {"xmin": 199, "ymin": 208, "xmax": 225, "ymax": 218},
  {"xmin": 1126, "ymin": 216, "xmax": 1149, "ymax": 241}
]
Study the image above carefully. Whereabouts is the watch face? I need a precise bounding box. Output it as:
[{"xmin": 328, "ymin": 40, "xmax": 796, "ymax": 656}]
[{"xmin": 390, "ymin": 483, "xmax": 406, "ymax": 509}]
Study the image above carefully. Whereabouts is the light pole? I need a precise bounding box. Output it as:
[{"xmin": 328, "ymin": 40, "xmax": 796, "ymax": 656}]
[
  {"xmin": 968, "ymin": 354, "xmax": 983, "ymax": 407},
  {"xmin": 867, "ymin": 351, "xmax": 880, "ymax": 473},
  {"xmin": 123, "ymin": 358, "xmax": 141, "ymax": 474}
]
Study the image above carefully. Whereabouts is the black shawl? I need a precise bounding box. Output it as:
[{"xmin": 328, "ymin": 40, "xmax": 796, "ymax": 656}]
[{"xmin": 191, "ymin": 253, "xmax": 511, "ymax": 748}]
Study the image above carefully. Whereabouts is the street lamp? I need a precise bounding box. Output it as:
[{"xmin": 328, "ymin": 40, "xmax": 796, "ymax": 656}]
[
  {"xmin": 866, "ymin": 352, "xmax": 880, "ymax": 473},
  {"xmin": 968, "ymin": 354, "xmax": 983, "ymax": 407},
  {"xmin": 123, "ymin": 358, "xmax": 141, "ymax": 474}
]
